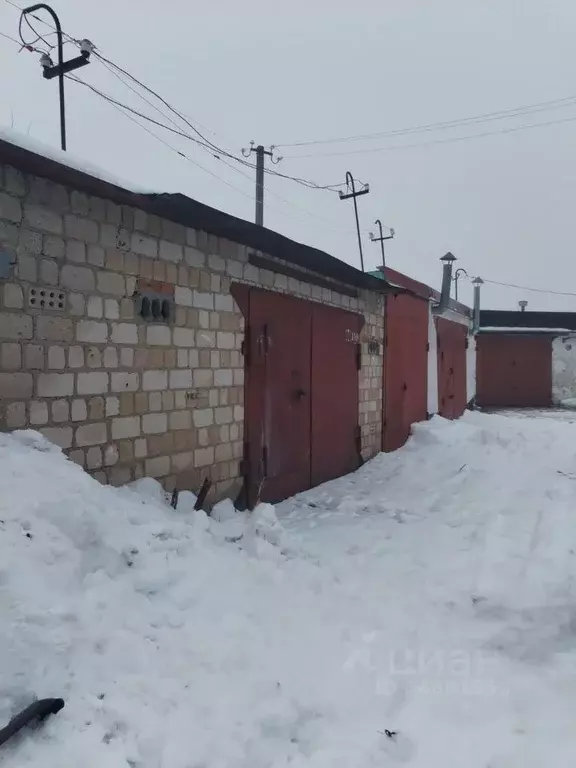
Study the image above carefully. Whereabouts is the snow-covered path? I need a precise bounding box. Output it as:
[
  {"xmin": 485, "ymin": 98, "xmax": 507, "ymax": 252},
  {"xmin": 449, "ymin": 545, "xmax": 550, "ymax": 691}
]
[{"xmin": 2, "ymin": 412, "xmax": 576, "ymax": 766}]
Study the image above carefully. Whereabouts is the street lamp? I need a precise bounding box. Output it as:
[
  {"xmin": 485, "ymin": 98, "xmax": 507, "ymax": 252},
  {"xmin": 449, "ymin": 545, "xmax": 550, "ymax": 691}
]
[{"xmin": 21, "ymin": 4, "xmax": 93, "ymax": 151}]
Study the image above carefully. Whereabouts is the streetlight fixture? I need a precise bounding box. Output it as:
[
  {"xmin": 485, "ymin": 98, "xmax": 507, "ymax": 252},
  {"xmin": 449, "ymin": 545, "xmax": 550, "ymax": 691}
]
[{"xmin": 21, "ymin": 4, "xmax": 93, "ymax": 151}]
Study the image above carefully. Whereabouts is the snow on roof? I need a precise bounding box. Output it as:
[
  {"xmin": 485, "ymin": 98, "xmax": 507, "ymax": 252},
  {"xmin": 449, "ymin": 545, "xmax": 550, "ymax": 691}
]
[{"xmin": 0, "ymin": 126, "xmax": 154, "ymax": 194}]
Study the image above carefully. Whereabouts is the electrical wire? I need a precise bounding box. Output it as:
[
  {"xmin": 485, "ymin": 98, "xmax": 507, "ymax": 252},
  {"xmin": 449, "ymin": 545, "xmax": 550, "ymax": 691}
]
[
  {"xmin": 480, "ymin": 278, "xmax": 576, "ymax": 298},
  {"xmin": 277, "ymin": 94, "xmax": 576, "ymax": 149},
  {"xmin": 284, "ymin": 113, "xmax": 576, "ymax": 159}
]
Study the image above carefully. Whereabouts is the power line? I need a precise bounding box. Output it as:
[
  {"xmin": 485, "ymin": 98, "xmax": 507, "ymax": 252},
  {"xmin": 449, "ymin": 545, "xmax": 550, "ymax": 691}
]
[
  {"xmin": 277, "ymin": 94, "xmax": 576, "ymax": 149},
  {"xmin": 284, "ymin": 113, "xmax": 576, "ymax": 159},
  {"xmin": 481, "ymin": 278, "xmax": 576, "ymax": 298}
]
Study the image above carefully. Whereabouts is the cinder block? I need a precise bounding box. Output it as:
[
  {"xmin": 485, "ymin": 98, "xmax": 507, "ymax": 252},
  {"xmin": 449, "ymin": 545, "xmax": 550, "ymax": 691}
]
[
  {"xmin": 145, "ymin": 455, "xmax": 170, "ymax": 477},
  {"xmin": 64, "ymin": 214, "xmax": 99, "ymax": 243},
  {"xmin": 40, "ymin": 427, "xmax": 73, "ymax": 449},
  {"xmin": 147, "ymin": 325, "xmax": 171, "ymax": 346},
  {"xmin": 77, "ymin": 371, "xmax": 109, "ymax": 395},
  {"xmin": 214, "ymin": 369, "xmax": 233, "ymax": 387},
  {"xmin": 6, "ymin": 401, "xmax": 26, "ymax": 428},
  {"xmin": 37, "ymin": 317, "xmax": 73, "ymax": 342},
  {"xmin": 142, "ymin": 369, "xmax": 168, "ymax": 391},
  {"xmin": 194, "ymin": 447, "xmax": 214, "ymax": 467},
  {"xmin": 143, "ymin": 412, "xmax": 168, "ymax": 434},
  {"xmin": 61, "ymin": 265, "xmax": 95, "ymax": 291},
  {"xmin": 76, "ymin": 422, "xmax": 108, "ymax": 447},
  {"xmin": 159, "ymin": 240, "xmax": 183, "ymax": 263},
  {"xmin": 29, "ymin": 400, "xmax": 49, "ymax": 425},
  {"xmin": 111, "ymin": 322, "xmax": 138, "ymax": 344},
  {"xmin": 4, "ymin": 283, "xmax": 23, "ymax": 309},
  {"xmin": 169, "ymin": 369, "xmax": 192, "ymax": 389},
  {"xmin": 0, "ymin": 313, "xmax": 33, "ymax": 340},
  {"xmin": 37, "ymin": 373, "xmax": 73, "ymax": 398},
  {"xmin": 111, "ymin": 415, "xmax": 140, "ymax": 439},
  {"xmin": 71, "ymin": 398, "xmax": 87, "ymax": 421},
  {"xmin": 76, "ymin": 320, "xmax": 108, "ymax": 344},
  {"xmin": 169, "ymin": 410, "xmax": 191, "ymax": 431},
  {"xmin": 52, "ymin": 399, "xmax": 69, "ymax": 422},
  {"xmin": 193, "ymin": 408, "xmax": 213, "ymax": 428},
  {"xmin": 111, "ymin": 372, "xmax": 140, "ymax": 392},
  {"xmin": 1, "ymin": 342, "xmax": 21, "ymax": 370},
  {"xmin": 48, "ymin": 346, "xmax": 66, "ymax": 369}
]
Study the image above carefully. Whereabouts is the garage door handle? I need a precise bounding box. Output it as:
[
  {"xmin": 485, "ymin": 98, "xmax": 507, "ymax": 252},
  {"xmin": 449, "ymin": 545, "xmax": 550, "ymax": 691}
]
[{"xmin": 294, "ymin": 388, "xmax": 306, "ymax": 399}]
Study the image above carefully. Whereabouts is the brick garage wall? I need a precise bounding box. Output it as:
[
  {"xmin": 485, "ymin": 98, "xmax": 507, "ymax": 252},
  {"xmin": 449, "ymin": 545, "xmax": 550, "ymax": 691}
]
[{"xmin": 0, "ymin": 163, "xmax": 383, "ymax": 501}]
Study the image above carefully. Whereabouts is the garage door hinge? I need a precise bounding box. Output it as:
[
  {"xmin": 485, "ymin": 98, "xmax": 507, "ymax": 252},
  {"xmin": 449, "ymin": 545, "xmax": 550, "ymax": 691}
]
[
  {"xmin": 426, "ymin": 342, "xmax": 430, "ymax": 351},
  {"xmin": 465, "ymin": 337, "xmax": 469, "ymax": 349},
  {"xmin": 356, "ymin": 343, "xmax": 362, "ymax": 371}
]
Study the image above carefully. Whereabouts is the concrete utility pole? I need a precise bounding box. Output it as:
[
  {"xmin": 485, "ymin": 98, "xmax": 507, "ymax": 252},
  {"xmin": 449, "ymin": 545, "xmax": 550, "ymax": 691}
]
[
  {"xmin": 369, "ymin": 220, "xmax": 395, "ymax": 269},
  {"xmin": 21, "ymin": 4, "xmax": 93, "ymax": 151},
  {"xmin": 339, "ymin": 171, "xmax": 370, "ymax": 272},
  {"xmin": 241, "ymin": 141, "xmax": 280, "ymax": 226}
]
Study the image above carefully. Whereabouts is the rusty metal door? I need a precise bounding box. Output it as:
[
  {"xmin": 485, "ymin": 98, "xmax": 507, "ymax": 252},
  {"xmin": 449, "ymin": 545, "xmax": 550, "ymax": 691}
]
[
  {"xmin": 311, "ymin": 304, "xmax": 362, "ymax": 486},
  {"xmin": 437, "ymin": 318, "xmax": 468, "ymax": 419},
  {"xmin": 476, "ymin": 334, "xmax": 552, "ymax": 407},
  {"xmin": 246, "ymin": 290, "xmax": 312, "ymax": 505},
  {"xmin": 383, "ymin": 293, "xmax": 429, "ymax": 451}
]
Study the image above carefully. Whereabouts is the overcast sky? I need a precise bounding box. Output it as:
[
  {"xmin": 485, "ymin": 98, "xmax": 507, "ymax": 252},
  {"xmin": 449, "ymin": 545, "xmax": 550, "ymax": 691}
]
[{"xmin": 2, "ymin": 0, "xmax": 576, "ymax": 311}]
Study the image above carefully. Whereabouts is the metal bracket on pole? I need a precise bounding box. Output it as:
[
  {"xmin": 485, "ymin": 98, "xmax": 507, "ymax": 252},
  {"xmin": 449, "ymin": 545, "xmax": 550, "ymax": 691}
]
[
  {"xmin": 241, "ymin": 141, "xmax": 281, "ymax": 226},
  {"xmin": 369, "ymin": 219, "xmax": 395, "ymax": 269}
]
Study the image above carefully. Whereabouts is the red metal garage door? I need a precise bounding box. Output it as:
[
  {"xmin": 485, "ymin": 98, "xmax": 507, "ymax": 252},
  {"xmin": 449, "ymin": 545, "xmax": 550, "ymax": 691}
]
[
  {"xmin": 383, "ymin": 293, "xmax": 429, "ymax": 451},
  {"xmin": 246, "ymin": 291, "xmax": 312, "ymax": 505},
  {"xmin": 476, "ymin": 334, "xmax": 552, "ymax": 407},
  {"xmin": 311, "ymin": 304, "xmax": 362, "ymax": 487},
  {"xmin": 245, "ymin": 288, "xmax": 362, "ymax": 506},
  {"xmin": 437, "ymin": 318, "xmax": 468, "ymax": 419}
]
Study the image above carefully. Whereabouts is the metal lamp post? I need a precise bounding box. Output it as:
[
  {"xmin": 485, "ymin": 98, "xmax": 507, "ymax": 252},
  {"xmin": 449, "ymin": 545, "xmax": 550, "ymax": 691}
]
[{"xmin": 453, "ymin": 267, "xmax": 468, "ymax": 302}]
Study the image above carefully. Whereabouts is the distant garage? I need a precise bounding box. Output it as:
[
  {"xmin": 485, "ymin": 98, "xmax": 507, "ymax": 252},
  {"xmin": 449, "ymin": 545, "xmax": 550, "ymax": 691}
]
[{"xmin": 476, "ymin": 310, "xmax": 576, "ymax": 408}]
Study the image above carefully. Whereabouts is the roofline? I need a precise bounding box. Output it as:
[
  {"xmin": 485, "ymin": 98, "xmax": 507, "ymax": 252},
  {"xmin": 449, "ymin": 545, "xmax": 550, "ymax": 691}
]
[{"xmin": 0, "ymin": 136, "xmax": 397, "ymax": 295}]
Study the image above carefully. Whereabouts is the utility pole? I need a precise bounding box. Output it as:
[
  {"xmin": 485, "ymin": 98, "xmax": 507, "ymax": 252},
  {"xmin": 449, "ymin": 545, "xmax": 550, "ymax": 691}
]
[
  {"xmin": 241, "ymin": 141, "xmax": 281, "ymax": 226},
  {"xmin": 369, "ymin": 220, "xmax": 395, "ymax": 269},
  {"xmin": 21, "ymin": 4, "xmax": 94, "ymax": 151},
  {"xmin": 339, "ymin": 171, "xmax": 370, "ymax": 272}
]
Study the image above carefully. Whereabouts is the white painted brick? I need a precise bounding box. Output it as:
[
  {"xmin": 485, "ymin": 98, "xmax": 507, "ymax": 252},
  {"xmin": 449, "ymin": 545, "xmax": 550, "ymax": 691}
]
[
  {"xmin": 214, "ymin": 369, "xmax": 233, "ymax": 387},
  {"xmin": 215, "ymin": 406, "xmax": 233, "ymax": 425},
  {"xmin": 131, "ymin": 233, "xmax": 157, "ymax": 257},
  {"xmin": 234, "ymin": 368, "xmax": 244, "ymax": 386},
  {"xmin": 77, "ymin": 371, "xmax": 109, "ymax": 395},
  {"xmin": 217, "ymin": 332, "xmax": 235, "ymax": 349},
  {"xmin": 145, "ymin": 456, "xmax": 170, "ymax": 478},
  {"xmin": 104, "ymin": 444, "xmax": 119, "ymax": 467},
  {"xmin": 192, "ymin": 291, "xmax": 213, "ymax": 310},
  {"xmin": 106, "ymin": 396, "xmax": 120, "ymax": 417},
  {"xmin": 169, "ymin": 410, "xmax": 191, "ymax": 430},
  {"xmin": 111, "ymin": 372, "xmax": 140, "ymax": 392},
  {"xmin": 37, "ymin": 373, "xmax": 74, "ymax": 397},
  {"xmin": 86, "ymin": 447, "xmax": 103, "ymax": 469},
  {"xmin": 215, "ymin": 293, "xmax": 235, "ymax": 312},
  {"xmin": 159, "ymin": 240, "xmax": 183, "ymax": 262},
  {"xmin": 197, "ymin": 330, "xmax": 216, "ymax": 348},
  {"xmin": 199, "ymin": 310, "xmax": 210, "ymax": 329},
  {"xmin": 149, "ymin": 392, "xmax": 162, "ymax": 411},
  {"xmin": 48, "ymin": 346, "xmax": 66, "ymax": 370},
  {"xmin": 71, "ymin": 399, "xmax": 87, "ymax": 421},
  {"xmin": 234, "ymin": 405, "xmax": 244, "ymax": 422},
  {"xmin": 189, "ymin": 349, "xmax": 199, "ymax": 368},
  {"xmin": 29, "ymin": 400, "xmax": 48, "ymax": 425},
  {"xmin": 111, "ymin": 323, "xmax": 138, "ymax": 344},
  {"xmin": 147, "ymin": 325, "xmax": 171, "ymax": 346},
  {"xmin": 194, "ymin": 447, "xmax": 214, "ymax": 468},
  {"xmin": 174, "ymin": 286, "xmax": 192, "ymax": 306},
  {"xmin": 6, "ymin": 402, "xmax": 26, "ymax": 428},
  {"xmin": 142, "ymin": 412, "xmax": 168, "ymax": 434},
  {"xmin": 104, "ymin": 298, "xmax": 120, "ymax": 319},
  {"xmin": 169, "ymin": 369, "xmax": 192, "ymax": 389},
  {"xmin": 68, "ymin": 346, "xmax": 84, "ymax": 368},
  {"xmin": 226, "ymin": 259, "xmax": 243, "ymax": 278},
  {"xmin": 184, "ymin": 246, "xmax": 205, "ymax": 267},
  {"xmin": 112, "ymin": 416, "xmax": 141, "ymax": 439},
  {"xmin": 40, "ymin": 427, "xmax": 73, "ymax": 449},
  {"xmin": 76, "ymin": 422, "xmax": 107, "ymax": 447},
  {"xmin": 177, "ymin": 349, "xmax": 189, "ymax": 367},
  {"xmin": 193, "ymin": 408, "xmax": 213, "ymax": 428},
  {"xmin": 103, "ymin": 347, "xmax": 119, "ymax": 368},
  {"xmin": 194, "ymin": 369, "xmax": 213, "ymax": 387},
  {"xmin": 211, "ymin": 274, "xmax": 220, "ymax": 293},
  {"xmin": 77, "ymin": 320, "xmax": 108, "ymax": 344},
  {"xmin": 120, "ymin": 347, "xmax": 134, "ymax": 367},
  {"xmin": 208, "ymin": 253, "xmax": 225, "ymax": 272},
  {"xmin": 143, "ymin": 370, "xmax": 168, "ymax": 391},
  {"xmin": 87, "ymin": 296, "xmax": 103, "ymax": 318},
  {"xmin": 134, "ymin": 439, "xmax": 147, "ymax": 459},
  {"xmin": 173, "ymin": 328, "xmax": 194, "ymax": 347},
  {"xmin": 52, "ymin": 399, "xmax": 69, "ymax": 422}
]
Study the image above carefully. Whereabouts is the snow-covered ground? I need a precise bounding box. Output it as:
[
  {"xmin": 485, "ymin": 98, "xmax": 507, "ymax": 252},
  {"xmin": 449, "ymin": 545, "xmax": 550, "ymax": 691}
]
[{"xmin": 2, "ymin": 411, "xmax": 576, "ymax": 766}]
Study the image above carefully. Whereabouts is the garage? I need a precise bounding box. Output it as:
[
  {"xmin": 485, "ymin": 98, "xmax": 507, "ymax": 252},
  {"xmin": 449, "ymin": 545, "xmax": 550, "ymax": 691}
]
[
  {"xmin": 242, "ymin": 288, "xmax": 363, "ymax": 506},
  {"xmin": 437, "ymin": 317, "xmax": 469, "ymax": 419},
  {"xmin": 383, "ymin": 291, "xmax": 429, "ymax": 451},
  {"xmin": 476, "ymin": 333, "xmax": 552, "ymax": 408}
]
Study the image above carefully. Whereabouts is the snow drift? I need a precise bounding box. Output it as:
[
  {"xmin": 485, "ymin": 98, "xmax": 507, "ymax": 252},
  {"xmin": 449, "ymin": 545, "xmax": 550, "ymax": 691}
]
[{"xmin": 2, "ymin": 412, "xmax": 576, "ymax": 766}]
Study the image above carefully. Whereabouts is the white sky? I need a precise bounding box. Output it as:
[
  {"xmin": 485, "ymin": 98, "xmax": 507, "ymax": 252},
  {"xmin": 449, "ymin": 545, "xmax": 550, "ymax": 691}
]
[{"xmin": 1, "ymin": 0, "xmax": 576, "ymax": 311}]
